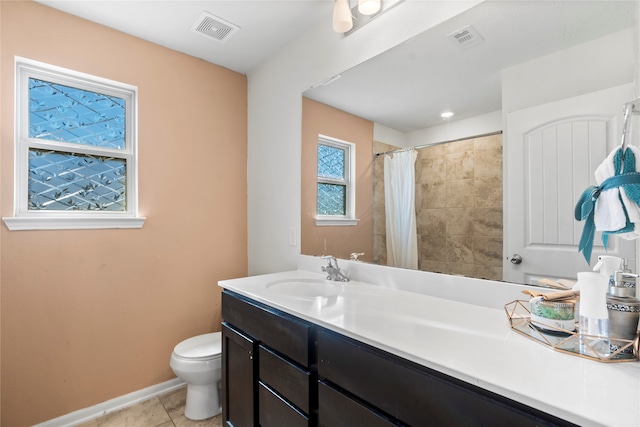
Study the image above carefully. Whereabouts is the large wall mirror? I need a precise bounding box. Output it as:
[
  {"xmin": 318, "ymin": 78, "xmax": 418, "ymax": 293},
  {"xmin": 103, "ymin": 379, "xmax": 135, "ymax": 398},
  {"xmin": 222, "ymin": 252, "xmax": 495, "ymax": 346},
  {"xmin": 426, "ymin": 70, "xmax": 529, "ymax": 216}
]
[{"xmin": 301, "ymin": 0, "xmax": 637, "ymax": 286}]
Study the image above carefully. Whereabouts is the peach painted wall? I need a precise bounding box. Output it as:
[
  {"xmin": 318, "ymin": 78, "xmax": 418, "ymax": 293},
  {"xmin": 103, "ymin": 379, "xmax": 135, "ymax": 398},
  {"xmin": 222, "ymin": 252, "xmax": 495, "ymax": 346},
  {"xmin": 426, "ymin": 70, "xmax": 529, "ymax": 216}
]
[
  {"xmin": 301, "ymin": 97, "xmax": 373, "ymax": 262},
  {"xmin": 0, "ymin": 2, "xmax": 247, "ymax": 426}
]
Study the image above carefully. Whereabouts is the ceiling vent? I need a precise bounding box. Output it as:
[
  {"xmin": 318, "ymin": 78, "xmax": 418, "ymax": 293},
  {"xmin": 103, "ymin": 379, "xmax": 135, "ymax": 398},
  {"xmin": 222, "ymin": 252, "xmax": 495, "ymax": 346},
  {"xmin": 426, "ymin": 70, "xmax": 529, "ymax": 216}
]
[
  {"xmin": 191, "ymin": 11, "xmax": 239, "ymax": 44},
  {"xmin": 447, "ymin": 25, "xmax": 484, "ymax": 50}
]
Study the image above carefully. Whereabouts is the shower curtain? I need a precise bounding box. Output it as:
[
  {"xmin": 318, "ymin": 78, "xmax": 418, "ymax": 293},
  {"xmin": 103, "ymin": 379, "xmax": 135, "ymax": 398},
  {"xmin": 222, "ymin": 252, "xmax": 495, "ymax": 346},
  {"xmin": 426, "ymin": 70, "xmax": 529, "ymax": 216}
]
[{"xmin": 384, "ymin": 149, "xmax": 418, "ymax": 269}]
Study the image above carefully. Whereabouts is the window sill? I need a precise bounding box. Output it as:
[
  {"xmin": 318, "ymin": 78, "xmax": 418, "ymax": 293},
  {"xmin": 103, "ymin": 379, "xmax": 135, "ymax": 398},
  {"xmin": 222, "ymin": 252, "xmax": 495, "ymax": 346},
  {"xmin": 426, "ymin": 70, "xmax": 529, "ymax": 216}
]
[
  {"xmin": 2, "ymin": 216, "xmax": 146, "ymax": 231},
  {"xmin": 315, "ymin": 217, "xmax": 360, "ymax": 227}
]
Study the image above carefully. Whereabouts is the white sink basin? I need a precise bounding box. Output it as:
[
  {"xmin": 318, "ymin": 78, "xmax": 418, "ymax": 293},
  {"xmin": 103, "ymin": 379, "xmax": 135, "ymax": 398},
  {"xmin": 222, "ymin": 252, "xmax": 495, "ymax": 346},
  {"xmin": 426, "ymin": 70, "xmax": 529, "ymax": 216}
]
[{"xmin": 265, "ymin": 278, "xmax": 344, "ymax": 298}]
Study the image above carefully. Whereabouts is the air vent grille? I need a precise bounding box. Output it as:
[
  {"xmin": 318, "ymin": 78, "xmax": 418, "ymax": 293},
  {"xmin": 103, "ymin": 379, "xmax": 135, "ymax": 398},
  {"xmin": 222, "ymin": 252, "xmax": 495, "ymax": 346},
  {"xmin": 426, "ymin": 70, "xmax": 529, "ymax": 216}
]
[
  {"xmin": 191, "ymin": 11, "xmax": 239, "ymax": 44},
  {"xmin": 447, "ymin": 25, "xmax": 484, "ymax": 50}
]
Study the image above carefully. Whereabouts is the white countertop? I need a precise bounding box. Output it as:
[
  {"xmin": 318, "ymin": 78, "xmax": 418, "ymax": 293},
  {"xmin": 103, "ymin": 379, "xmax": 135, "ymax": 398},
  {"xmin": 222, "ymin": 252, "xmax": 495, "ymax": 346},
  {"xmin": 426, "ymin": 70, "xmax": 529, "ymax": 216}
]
[{"xmin": 219, "ymin": 269, "xmax": 640, "ymax": 427}]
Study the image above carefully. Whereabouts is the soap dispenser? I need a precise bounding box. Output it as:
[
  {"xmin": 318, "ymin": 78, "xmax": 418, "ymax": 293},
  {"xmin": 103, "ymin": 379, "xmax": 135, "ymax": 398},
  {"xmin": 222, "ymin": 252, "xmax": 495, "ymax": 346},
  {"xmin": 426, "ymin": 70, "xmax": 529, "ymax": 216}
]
[
  {"xmin": 576, "ymin": 271, "xmax": 610, "ymax": 357},
  {"xmin": 606, "ymin": 259, "xmax": 640, "ymax": 354}
]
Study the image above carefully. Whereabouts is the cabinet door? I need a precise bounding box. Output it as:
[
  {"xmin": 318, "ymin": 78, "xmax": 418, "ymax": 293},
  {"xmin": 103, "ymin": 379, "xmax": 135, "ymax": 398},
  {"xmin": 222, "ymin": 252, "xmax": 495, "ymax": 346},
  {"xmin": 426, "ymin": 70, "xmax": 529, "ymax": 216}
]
[{"xmin": 222, "ymin": 323, "xmax": 256, "ymax": 427}]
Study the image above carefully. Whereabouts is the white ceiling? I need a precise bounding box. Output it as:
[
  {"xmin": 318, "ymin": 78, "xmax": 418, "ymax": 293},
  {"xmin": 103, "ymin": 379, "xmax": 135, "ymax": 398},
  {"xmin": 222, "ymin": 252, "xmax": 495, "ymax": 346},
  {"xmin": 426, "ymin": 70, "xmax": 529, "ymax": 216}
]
[
  {"xmin": 35, "ymin": 0, "xmax": 334, "ymax": 74},
  {"xmin": 35, "ymin": 1, "xmax": 636, "ymax": 132},
  {"xmin": 304, "ymin": 0, "xmax": 636, "ymax": 132}
]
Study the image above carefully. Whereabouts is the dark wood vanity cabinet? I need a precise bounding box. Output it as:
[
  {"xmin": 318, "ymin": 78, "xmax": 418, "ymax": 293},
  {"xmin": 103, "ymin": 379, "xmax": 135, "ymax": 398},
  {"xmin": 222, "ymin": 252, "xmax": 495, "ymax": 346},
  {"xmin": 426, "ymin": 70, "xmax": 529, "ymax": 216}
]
[
  {"xmin": 221, "ymin": 290, "xmax": 576, "ymax": 427},
  {"xmin": 221, "ymin": 291, "xmax": 315, "ymax": 427}
]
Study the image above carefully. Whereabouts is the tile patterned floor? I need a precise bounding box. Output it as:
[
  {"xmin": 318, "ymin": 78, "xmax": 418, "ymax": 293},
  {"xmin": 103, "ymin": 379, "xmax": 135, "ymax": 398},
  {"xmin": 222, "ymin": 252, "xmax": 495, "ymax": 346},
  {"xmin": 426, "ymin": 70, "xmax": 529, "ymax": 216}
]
[{"xmin": 76, "ymin": 386, "xmax": 223, "ymax": 427}]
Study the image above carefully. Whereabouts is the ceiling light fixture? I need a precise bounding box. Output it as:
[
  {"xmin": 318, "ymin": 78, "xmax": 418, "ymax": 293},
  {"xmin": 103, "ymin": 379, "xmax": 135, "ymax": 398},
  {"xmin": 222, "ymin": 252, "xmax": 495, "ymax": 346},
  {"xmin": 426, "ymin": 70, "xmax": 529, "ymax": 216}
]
[
  {"xmin": 358, "ymin": 0, "xmax": 381, "ymax": 15},
  {"xmin": 333, "ymin": 0, "xmax": 353, "ymax": 33},
  {"xmin": 441, "ymin": 111, "xmax": 454, "ymax": 119},
  {"xmin": 333, "ymin": 0, "xmax": 404, "ymax": 35}
]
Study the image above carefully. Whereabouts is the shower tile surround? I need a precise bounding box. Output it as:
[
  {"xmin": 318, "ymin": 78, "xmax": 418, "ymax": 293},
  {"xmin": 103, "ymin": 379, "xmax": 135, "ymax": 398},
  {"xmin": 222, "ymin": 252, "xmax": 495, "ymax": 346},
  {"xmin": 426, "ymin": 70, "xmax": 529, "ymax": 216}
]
[
  {"xmin": 373, "ymin": 134, "xmax": 503, "ymax": 280},
  {"xmin": 372, "ymin": 141, "xmax": 397, "ymax": 266}
]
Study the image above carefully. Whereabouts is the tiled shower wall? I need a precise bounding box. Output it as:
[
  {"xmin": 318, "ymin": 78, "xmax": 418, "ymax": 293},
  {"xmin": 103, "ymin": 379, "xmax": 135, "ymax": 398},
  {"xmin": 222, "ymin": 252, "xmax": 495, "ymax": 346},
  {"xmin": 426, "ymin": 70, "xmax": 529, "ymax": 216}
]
[
  {"xmin": 372, "ymin": 141, "xmax": 398, "ymax": 266},
  {"xmin": 373, "ymin": 134, "xmax": 503, "ymax": 280}
]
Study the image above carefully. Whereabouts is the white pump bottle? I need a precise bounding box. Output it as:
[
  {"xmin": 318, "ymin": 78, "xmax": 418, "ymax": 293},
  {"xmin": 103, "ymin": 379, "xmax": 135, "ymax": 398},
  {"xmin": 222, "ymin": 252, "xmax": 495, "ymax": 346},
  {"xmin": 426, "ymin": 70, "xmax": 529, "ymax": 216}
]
[
  {"xmin": 593, "ymin": 255, "xmax": 623, "ymax": 286},
  {"xmin": 577, "ymin": 272, "xmax": 610, "ymax": 356}
]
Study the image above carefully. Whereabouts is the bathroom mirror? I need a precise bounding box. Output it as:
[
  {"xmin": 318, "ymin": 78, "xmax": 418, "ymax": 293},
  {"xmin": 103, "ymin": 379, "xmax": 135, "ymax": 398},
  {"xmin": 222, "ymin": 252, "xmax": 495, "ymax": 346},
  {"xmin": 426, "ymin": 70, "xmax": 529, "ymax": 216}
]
[{"xmin": 301, "ymin": 0, "xmax": 637, "ymax": 285}]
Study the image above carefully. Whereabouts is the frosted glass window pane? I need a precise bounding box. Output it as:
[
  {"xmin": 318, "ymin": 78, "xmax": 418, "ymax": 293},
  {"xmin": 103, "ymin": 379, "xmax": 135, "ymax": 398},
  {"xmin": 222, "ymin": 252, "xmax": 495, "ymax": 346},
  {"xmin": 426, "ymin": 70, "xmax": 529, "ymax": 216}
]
[
  {"xmin": 28, "ymin": 149, "xmax": 126, "ymax": 211},
  {"xmin": 28, "ymin": 78, "xmax": 126, "ymax": 149},
  {"xmin": 318, "ymin": 183, "xmax": 346, "ymax": 215},
  {"xmin": 318, "ymin": 144, "xmax": 345, "ymax": 179}
]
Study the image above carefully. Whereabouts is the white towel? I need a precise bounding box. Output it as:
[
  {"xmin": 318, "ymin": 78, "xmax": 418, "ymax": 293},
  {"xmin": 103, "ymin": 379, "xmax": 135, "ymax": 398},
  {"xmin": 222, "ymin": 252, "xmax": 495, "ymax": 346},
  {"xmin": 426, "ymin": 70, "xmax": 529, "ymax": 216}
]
[
  {"xmin": 593, "ymin": 145, "xmax": 640, "ymax": 239},
  {"xmin": 594, "ymin": 147, "xmax": 625, "ymax": 231}
]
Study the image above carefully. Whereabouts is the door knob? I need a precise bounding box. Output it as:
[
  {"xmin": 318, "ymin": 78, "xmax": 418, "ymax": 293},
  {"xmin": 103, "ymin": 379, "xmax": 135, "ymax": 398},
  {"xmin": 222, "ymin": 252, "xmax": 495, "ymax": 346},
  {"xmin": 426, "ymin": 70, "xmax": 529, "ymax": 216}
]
[{"xmin": 510, "ymin": 254, "xmax": 523, "ymax": 265}]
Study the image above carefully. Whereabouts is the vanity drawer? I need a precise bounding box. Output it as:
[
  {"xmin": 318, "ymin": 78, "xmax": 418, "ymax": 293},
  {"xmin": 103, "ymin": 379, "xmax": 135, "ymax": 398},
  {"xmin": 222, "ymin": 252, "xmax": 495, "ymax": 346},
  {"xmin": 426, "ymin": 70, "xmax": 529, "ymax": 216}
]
[
  {"xmin": 317, "ymin": 329, "xmax": 571, "ymax": 427},
  {"xmin": 318, "ymin": 381, "xmax": 400, "ymax": 427},
  {"xmin": 222, "ymin": 291, "xmax": 311, "ymax": 366},
  {"xmin": 259, "ymin": 344, "xmax": 310, "ymax": 413},
  {"xmin": 258, "ymin": 382, "xmax": 309, "ymax": 427}
]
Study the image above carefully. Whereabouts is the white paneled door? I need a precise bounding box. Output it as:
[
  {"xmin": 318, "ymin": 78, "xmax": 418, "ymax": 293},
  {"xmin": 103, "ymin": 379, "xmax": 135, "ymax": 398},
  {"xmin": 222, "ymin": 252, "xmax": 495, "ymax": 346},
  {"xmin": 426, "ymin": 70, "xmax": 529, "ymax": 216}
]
[{"xmin": 505, "ymin": 84, "xmax": 635, "ymax": 284}]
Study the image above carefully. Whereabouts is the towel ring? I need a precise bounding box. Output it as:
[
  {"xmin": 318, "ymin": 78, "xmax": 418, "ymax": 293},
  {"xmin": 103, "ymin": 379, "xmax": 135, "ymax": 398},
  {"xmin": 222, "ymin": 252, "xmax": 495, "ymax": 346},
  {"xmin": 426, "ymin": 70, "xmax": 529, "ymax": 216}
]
[{"xmin": 621, "ymin": 98, "xmax": 640, "ymax": 162}]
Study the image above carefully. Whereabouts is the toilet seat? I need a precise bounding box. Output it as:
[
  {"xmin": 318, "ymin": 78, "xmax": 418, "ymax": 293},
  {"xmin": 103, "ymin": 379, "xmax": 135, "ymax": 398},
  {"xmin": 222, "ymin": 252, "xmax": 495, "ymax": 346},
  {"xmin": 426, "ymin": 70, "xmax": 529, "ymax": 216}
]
[{"xmin": 173, "ymin": 332, "xmax": 222, "ymax": 361}]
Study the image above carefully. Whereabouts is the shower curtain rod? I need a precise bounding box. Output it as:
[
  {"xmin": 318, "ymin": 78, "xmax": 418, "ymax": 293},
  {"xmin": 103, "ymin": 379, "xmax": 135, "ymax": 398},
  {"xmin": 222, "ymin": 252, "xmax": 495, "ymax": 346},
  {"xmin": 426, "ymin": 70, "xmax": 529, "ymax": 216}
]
[{"xmin": 374, "ymin": 130, "xmax": 503, "ymax": 158}]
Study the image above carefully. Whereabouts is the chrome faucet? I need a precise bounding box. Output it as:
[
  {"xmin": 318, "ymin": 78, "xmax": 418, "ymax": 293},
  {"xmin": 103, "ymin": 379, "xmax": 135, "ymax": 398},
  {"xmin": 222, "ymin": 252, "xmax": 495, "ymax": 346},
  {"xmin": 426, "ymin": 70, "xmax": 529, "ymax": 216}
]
[{"xmin": 321, "ymin": 256, "xmax": 349, "ymax": 282}]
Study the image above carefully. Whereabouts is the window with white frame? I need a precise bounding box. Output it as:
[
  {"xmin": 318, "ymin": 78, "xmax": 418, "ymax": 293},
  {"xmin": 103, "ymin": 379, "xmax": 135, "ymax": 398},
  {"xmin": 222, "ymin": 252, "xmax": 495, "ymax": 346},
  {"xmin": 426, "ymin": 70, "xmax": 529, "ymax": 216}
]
[
  {"xmin": 3, "ymin": 57, "xmax": 144, "ymax": 230},
  {"xmin": 316, "ymin": 135, "xmax": 358, "ymax": 226}
]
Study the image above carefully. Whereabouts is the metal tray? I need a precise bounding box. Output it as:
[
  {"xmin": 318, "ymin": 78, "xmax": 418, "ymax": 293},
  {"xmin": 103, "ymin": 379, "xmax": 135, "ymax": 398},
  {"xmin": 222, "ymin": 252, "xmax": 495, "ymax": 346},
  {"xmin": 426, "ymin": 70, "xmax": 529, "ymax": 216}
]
[{"xmin": 505, "ymin": 300, "xmax": 638, "ymax": 363}]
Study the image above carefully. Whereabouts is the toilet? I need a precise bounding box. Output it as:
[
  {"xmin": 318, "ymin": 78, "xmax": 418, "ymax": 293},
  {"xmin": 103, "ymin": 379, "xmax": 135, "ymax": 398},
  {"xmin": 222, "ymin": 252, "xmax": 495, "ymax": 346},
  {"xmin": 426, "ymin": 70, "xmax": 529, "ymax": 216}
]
[{"xmin": 170, "ymin": 332, "xmax": 222, "ymax": 420}]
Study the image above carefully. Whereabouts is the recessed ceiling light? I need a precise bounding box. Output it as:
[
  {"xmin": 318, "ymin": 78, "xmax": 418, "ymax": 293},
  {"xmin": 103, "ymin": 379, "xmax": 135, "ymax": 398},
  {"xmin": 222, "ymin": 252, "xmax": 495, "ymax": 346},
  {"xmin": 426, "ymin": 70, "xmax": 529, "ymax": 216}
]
[{"xmin": 440, "ymin": 111, "xmax": 454, "ymax": 119}]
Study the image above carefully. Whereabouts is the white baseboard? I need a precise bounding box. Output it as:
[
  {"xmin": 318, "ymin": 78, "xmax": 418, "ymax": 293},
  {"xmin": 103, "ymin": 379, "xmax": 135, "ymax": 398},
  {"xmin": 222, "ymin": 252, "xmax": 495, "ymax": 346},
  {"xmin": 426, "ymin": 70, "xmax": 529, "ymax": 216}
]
[{"xmin": 33, "ymin": 377, "xmax": 186, "ymax": 427}]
